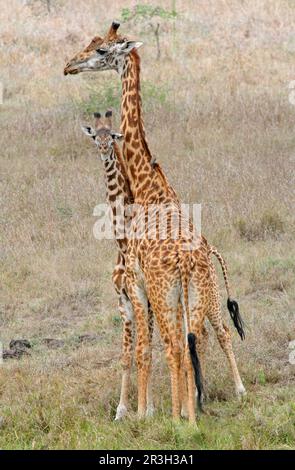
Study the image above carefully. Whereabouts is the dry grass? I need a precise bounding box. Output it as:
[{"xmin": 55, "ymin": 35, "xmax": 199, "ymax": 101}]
[{"xmin": 0, "ymin": 0, "xmax": 295, "ymax": 449}]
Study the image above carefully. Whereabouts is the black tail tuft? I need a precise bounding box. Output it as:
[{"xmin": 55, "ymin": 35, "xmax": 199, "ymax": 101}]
[
  {"xmin": 227, "ymin": 298, "xmax": 245, "ymax": 340},
  {"xmin": 187, "ymin": 332, "xmax": 203, "ymax": 412}
]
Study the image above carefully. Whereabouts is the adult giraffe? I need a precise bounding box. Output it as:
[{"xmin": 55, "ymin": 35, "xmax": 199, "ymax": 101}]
[{"xmin": 64, "ymin": 22, "xmax": 246, "ymax": 421}]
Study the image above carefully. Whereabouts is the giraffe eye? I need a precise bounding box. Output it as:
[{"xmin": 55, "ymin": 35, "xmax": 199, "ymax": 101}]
[{"xmin": 96, "ymin": 48, "xmax": 107, "ymax": 55}]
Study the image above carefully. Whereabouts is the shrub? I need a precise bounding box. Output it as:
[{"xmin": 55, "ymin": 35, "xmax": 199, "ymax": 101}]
[{"xmin": 236, "ymin": 211, "xmax": 285, "ymax": 241}]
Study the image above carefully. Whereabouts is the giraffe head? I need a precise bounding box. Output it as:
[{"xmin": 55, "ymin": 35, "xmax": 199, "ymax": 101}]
[
  {"xmin": 81, "ymin": 110, "xmax": 123, "ymax": 160},
  {"xmin": 64, "ymin": 21, "xmax": 143, "ymax": 75}
]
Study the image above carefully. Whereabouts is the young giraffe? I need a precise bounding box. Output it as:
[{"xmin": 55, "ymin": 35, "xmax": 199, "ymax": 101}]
[
  {"xmin": 82, "ymin": 111, "xmax": 154, "ymax": 420},
  {"xmin": 65, "ymin": 23, "xmax": 246, "ymax": 421}
]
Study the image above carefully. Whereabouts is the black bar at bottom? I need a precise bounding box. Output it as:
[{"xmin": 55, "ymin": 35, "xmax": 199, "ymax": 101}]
[{"xmin": 0, "ymin": 450, "xmax": 294, "ymax": 466}]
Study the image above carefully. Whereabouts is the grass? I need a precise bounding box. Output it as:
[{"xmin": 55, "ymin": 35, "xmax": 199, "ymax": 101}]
[
  {"xmin": 0, "ymin": 356, "xmax": 294, "ymax": 449},
  {"xmin": 0, "ymin": 0, "xmax": 295, "ymax": 450}
]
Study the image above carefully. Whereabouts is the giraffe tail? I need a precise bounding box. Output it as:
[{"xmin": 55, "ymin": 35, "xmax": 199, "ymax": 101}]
[
  {"xmin": 227, "ymin": 298, "xmax": 245, "ymax": 341},
  {"xmin": 209, "ymin": 246, "xmax": 245, "ymax": 341},
  {"xmin": 179, "ymin": 253, "xmax": 203, "ymax": 412},
  {"xmin": 187, "ymin": 332, "xmax": 203, "ymax": 412}
]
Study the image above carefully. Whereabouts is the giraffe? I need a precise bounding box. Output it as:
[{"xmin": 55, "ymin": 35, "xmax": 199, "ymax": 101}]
[
  {"xmin": 81, "ymin": 110, "xmax": 154, "ymax": 420},
  {"xmin": 64, "ymin": 22, "xmax": 246, "ymax": 421},
  {"xmin": 81, "ymin": 110, "xmax": 245, "ymax": 417}
]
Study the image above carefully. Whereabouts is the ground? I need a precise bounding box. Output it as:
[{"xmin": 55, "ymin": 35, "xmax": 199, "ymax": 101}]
[{"xmin": 0, "ymin": 0, "xmax": 294, "ymax": 449}]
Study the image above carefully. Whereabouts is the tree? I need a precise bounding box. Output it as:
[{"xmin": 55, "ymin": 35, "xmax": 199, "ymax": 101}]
[{"xmin": 121, "ymin": 4, "xmax": 177, "ymax": 60}]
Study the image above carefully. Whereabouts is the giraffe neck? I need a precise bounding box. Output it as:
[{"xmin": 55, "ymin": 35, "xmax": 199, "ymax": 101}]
[
  {"xmin": 102, "ymin": 144, "xmax": 133, "ymax": 256},
  {"xmin": 119, "ymin": 51, "xmax": 155, "ymax": 202},
  {"xmin": 119, "ymin": 51, "xmax": 179, "ymax": 206}
]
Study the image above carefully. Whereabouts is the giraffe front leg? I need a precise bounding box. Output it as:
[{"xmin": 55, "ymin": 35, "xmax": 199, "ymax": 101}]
[
  {"xmin": 115, "ymin": 294, "xmax": 134, "ymax": 421},
  {"xmin": 127, "ymin": 282, "xmax": 151, "ymax": 420},
  {"xmin": 136, "ymin": 322, "xmax": 151, "ymax": 419}
]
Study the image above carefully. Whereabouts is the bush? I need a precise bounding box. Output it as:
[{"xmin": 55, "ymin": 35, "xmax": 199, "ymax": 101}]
[
  {"xmin": 75, "ymin": 80, "xmax": 169, "ymax": 117},
  {"xmin": 236, "ymin": 211, "xmax": 285, "ymax": 241}
]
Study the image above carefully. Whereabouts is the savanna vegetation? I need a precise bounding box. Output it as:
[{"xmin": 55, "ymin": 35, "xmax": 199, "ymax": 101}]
[{"xmin": 0, "ymin": 0, "xmax": 294, "ymax": 449}]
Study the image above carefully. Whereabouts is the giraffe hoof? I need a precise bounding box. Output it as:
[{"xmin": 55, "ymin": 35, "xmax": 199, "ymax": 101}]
[
  {"xmin": 195, "ymin": 388, "xmax": 206, "ymax": 403},
  {"xmin": 181, "ymin": 407, "xmax": 189, "ymax": 419},
  {"xmin": 115, "ymin": 404, "xmax": 128, "ymax": 420},
  {"xmin": 236, "ymin": 384, "xmax": 247, "ymax": 399},
  {"xmin": 146, "ymin": 404, "xmax": 155, "ymax": 417},
  {"xmin": 137, "ymin": 410, "xmax": 146, "ymax": 420}
]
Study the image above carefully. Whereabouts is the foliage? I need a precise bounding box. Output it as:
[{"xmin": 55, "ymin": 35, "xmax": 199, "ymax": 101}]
[
  {"xmin": 142, "ymin": 81, "xmax": 169, "ymax": 106},
  {"xmin": 120, "ymin": 4, "xmax": 178, "ymax": 59},
  {"xmin": 77, "ymin": 82, "xmax": 121, "ymax": 115},
  {"xmin": 121, "ymin": 4, "xmax": 177, "ymax": 23},
  {"xmin": 76, "ymin": 80, "xmax": 169, "ymax": 115}
]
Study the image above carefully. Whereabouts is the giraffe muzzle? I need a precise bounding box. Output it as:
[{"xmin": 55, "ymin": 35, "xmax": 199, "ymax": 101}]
[{"xmin": 64, "ymin": 64, "xmax": 78, "ymax": 75}]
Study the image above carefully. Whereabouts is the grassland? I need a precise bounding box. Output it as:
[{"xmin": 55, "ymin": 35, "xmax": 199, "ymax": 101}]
[{"xmin": 0, "ymin": 0, "xmax": 294, "ymax": 449}]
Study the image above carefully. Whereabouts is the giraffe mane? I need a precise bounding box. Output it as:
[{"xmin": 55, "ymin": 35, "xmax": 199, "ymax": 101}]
[
  {"xmin": 152, "ymin": 162, "xmax": 178, "ymax": 199},
  {"xmin": 130, "ymin": 50, "xmax": 153, "ymax": 164}
]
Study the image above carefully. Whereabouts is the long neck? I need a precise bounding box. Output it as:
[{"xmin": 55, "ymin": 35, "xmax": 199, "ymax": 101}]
[
  {"xmin": 102, "ymin": 144, "xmax": 132, "ymax": 255},
  {"xmin": 119, "ymin": 51, "xmax": 179, "ymax": 206},
  {"xmin": 120, "ymin": 51, "xmax": 155, "ymax": 201}
]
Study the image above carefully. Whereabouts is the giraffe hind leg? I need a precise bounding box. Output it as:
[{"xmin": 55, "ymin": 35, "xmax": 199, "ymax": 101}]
[
  {"xmin": 207, "ymin": 301, "xmax": 246, "ymax": 397},
  {"xmin": 146, "ymin": 302, "xmax": 155, "ymax": 417},
  {"xmin": 194, "ymin": 325, "xmax": 209, "ymax": 403}
]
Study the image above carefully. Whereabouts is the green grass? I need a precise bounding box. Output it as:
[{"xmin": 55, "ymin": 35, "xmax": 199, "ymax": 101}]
[{"xmin": 0, "ymin": 380, "xmax": 294, "ymax": 449}]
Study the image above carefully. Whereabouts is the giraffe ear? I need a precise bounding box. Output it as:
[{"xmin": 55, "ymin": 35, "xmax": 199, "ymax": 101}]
[
  {"xmin": 118, "ymin": 41, "xmax": 143, "ymax": 54},
  {"xmin": 81, "ymin": 126, "xmax": 96, "ymax": 138}
]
